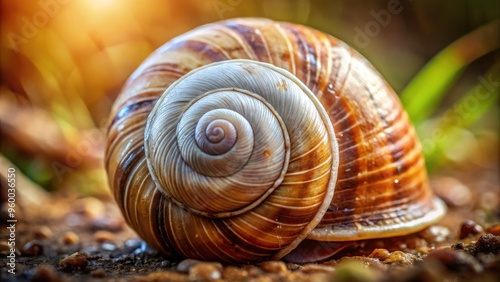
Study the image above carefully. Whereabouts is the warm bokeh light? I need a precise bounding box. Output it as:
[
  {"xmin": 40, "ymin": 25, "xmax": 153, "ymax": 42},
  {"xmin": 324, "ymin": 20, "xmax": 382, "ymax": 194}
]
[{"xmin": 0, "ymin": 2, "xmax": 498, "ymax": 281}]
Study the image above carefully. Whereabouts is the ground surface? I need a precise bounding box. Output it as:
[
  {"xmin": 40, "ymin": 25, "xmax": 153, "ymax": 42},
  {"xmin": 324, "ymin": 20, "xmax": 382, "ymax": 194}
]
[{"xmin": 1, "ymin": 165, "xmax": 499, "ymax": 282}]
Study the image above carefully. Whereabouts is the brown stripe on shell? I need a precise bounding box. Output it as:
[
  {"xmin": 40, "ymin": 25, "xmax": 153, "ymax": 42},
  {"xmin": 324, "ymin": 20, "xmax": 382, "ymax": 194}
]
[
  {"xmin": 113, "ymin": 145, "xmax": 144, "ymax": 210},
  {"xmin": 322, "ymin": 113, "xmax": 359, "ymax": 224},
  {"xmin": 164, "ymin": 202, "xmax": 272, "ymax": 262},
  {"xmin": 270, "ymin": 23, "xmax": 297, "ymax": 74},
  {"xmin": 173, "ymin": 40, "xmax": 229, "ymax": 63},
  {"xmin": 129, "ymin": 164, "xmax": 174, "ymax": 256},
  {"xmin": 106, "ymin": 120, "xmax": 146, "ymax": 204},
  {"xmin": 225, "ymin": 22, "xmax": 271, "ymax": 62},
  {"xmin": 307, "ymin": 28, "xmax": 334, "ymax": 95},
  {"xmin": 278, "ymin": 24, "xmax": 309, "ymax": 85},
  {"xmin": 111, "ymin": 99, "xmax": 156, "ymax": 126},
  {"xmin": 315, "ymin": 46, "xmax": 360, "ymax": 227},
  {"xmin": 347, "ymin": 86, "xmax": 428, "ymax": 229}
]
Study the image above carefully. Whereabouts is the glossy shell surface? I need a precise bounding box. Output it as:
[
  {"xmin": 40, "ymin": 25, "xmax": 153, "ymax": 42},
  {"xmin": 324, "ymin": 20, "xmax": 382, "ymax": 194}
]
[{"xmin": 105, "ymin": 18, "xmax": 446, "ymax": 263}]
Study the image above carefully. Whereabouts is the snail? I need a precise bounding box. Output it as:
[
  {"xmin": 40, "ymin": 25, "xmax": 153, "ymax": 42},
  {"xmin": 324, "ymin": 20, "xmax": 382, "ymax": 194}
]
[{"xmin": 105, "ymin": 18, "xmax": 446, "ymax": 263}]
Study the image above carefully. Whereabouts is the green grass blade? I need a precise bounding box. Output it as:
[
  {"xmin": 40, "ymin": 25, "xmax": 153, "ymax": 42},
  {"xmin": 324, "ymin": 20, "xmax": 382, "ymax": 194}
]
[
  {"xmin": 420, "ymin": 63, "xmax": 499, "ymax": 171},
  {"xmin": 401, "ymin": 20, "xmax": 500, "ymax": 125}
]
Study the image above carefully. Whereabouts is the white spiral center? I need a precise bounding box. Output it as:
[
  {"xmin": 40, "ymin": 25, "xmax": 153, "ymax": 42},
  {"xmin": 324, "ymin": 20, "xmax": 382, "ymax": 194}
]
[
  {"xmin": 176, "ymin": 96, "xmax": 256, "ymax": 178},
  {"xmin": 196, "ymin": 116, "xmax": 236, "ymax": 155},
  {"xmin": 204, "ymin": 120, "xmax": 231, "ymax": 144}
]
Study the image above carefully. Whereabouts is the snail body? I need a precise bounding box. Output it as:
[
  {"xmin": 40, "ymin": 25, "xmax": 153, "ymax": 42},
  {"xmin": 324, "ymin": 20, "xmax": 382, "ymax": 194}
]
[{"xmin": 105, "ymin": 18, "xmax": 446, "ymax": 263}]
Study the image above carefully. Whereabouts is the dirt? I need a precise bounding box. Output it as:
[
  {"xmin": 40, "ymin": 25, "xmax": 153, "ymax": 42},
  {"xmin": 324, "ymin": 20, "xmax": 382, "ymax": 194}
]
[{"xmin": 1, "ymin": 166, "xmax": 499, "ymax": 282}]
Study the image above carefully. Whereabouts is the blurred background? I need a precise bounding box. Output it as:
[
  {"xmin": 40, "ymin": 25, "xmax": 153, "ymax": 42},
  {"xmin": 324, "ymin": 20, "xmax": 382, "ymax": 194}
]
[{"xmin": 0, "ymin": 0, "xmax": 498, "ymax": 199}]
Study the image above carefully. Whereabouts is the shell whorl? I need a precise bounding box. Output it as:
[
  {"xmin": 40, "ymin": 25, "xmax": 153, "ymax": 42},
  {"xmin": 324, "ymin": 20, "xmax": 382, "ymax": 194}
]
[{"xmin": 144, "ymin": 60, "xmax": 338, "ymax": 220}]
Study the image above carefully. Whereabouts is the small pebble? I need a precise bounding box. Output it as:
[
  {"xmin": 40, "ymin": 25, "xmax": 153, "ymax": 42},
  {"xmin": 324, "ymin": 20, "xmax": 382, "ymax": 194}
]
[
  {"xmin": 486, "ymin": 224, "xmax": 500, "ymax": 236},
  {"xmin": 188, "ymin": 262, "xmax": 222, "ymax": 281},
  {"xmin": 419, "ymin": 225, "xmax": 450, "ymax": 243},
  {"xmin": 459, "ymin": 220, "xmax": 484, "ymax": 239},
  {"xmin": 242, "ymin": 265, "xmax": 264, "ymax": 277},
  {"xmin": 368, "ymin": 248, "xmax": 390, "ymax": 260},
  {"xmin": 59, "ymin": 252, "xmax": 89, "ymax": 268},
  {"xmin": 472, "ymin": 234, "xmax": 500, "ymax": 255},
  {"xmin": 62, "ymin": 231, "xmax": 80, "ymax": 245},
  {"xmin": 94, "ymin": 230, "xmax": 116, "ymax": 243},
  {"xmin": 101, "ymin": 242, "xmax": 117, "ymax": 251},
  {"xmin": 21, "ymin": 241, "xmax": 43, "ymax": 257},
  {"xmin": 223, "ymin": 266, "xmax": 248, "ymax": 281},
  {"xmin": 286, "ymin": 262, "xmax": 301, "ymax": 271},
  {"xmin": 177, "ymin": 258, "xmax": 202, "ymax": 272},
  {"xmin": 91, "ymin": 268, "xmax": 107, "ymax": 278},
  {"xmin": 31, "ymin": 264, "xmax": 59, "ymax": 282},
  {"xmin": 300, "ymin": 263, "xmax": 335, "ymax": 273},
  {"xmin": 33, "ymin": 225, "xmax": 53, "ymax": 239},
  {"xmin": 426, "ymin": 248, "xmax": 483, "ymax": 273},
  {"xmin": 259, "ymin": 260, "xmax": 288, "ymax": 273},
  {"xmin": 133, "ymin": 241, "xmax": 158, "ymax": 257},
  {"xmin": 383, "ymin": 251, "xmax": 417, "ymax": 265},
  {"xmin": 124, "ymin": 238, "xmax": 143, "ymax": 252}
]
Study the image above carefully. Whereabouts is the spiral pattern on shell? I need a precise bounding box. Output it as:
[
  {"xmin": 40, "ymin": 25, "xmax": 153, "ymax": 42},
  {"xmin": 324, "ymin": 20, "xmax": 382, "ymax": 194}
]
[
  {"xmin": 105, "ymin": 18, "xmax": 446, "ymax": 263},
  {"xmin": 144, "ymin": 60, "xmax": 338, "ymax": 221}
]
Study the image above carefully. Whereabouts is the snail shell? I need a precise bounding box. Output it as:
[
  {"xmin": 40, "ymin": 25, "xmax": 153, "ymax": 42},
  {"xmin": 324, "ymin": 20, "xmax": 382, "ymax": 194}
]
[{"xmin": 105, "ymin": 18, "xmax": 446, "ymax": 263}]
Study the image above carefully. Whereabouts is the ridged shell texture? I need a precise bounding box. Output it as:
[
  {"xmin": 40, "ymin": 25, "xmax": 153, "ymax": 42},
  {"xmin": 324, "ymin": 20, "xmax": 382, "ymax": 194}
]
[{"xmin": 105, "ymin": 18, "xmax": 446, "ymax": 263}]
